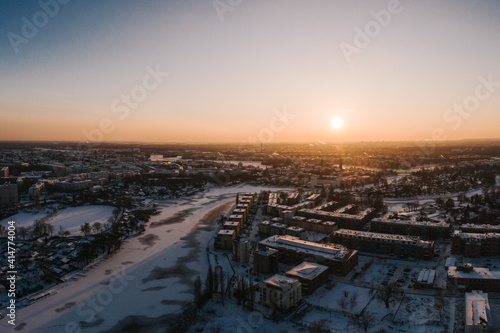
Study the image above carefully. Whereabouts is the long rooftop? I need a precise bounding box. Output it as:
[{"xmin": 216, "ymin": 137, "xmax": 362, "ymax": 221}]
[{"xmin": 260, "ymin": 235, "xmax": 353, "ymax": 261}]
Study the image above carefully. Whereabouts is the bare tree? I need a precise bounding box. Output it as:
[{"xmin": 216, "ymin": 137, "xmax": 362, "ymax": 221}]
[
  {"xmin": 349, "ymin": 291, "xmax": 359, "ymax": 310},
  {"xmin": 338, "ymin": 296, "xmax": 349, "ymax": 309},
  {"xmin": 92, "ymin": 222, "xmax": 102, "ymax": 234},
  {"xmin": 349, "ymin": 311, "xmax": 378, "ymax": 332},
  {"xmin": 377, "ymin": 283, "xmax": 402, "ymax": 308},
  {"xmin": 46, "ymin": 223, "xmax": 54, "ymax": 237},
  {"xmin": 434, "ymin": 290, "xmax": 447, "ymax": 321},
  {"xmin": 58, "ymin": 225, "xmax": 70, "ymax": 237},
  {"xmin": 194, "ymin": 276, "xmax": 202, "ymax": 308},
  {"xmin": 205, "ymin": 266, "xmax": 214, "ymax": 298},
  {"xmin": 80, "ymin": 222, "xmax": 92, "ymax": 236},
  {"xmin": 309, "ymin": 318, "xmax": 329, "ymax": 333}
]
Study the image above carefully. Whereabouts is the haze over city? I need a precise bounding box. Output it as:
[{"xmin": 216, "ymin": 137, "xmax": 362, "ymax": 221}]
[{"xmin": 1, "ymin": 0, "xmax": 500, "ymax": 143}]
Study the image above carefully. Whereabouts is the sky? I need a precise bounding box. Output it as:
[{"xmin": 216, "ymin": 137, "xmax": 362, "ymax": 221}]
[{"xmin": 1, "ymin": 0, "xmax": 499, "ymax": 144}]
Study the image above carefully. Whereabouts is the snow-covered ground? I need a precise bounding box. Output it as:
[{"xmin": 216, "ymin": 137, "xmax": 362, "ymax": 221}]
[
  {"xmin": 2, "ymin": 185, "xmax": 290, "ymax": 333},
  {"xmin": 384, "ymin": 187, "xmax": 485, "ymax": 211},
  {"xmin": 306, "ymin": 283, "xmax": 373, "ymax": 314},
  {"xmin": 0, "ymin": 211, "xmax": 47, "ymax": 226},
  {"xmin": 0, "ymin": 205, "xmax": 115, "ymax": 235}
]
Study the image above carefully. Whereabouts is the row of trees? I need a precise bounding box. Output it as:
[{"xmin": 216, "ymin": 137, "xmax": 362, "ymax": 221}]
[{"xmin": 168, "ymin": 265, "xmax": 230, "ymax": 333}]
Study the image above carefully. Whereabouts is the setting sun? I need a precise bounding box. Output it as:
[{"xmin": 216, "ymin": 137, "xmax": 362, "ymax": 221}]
[{"xmin": 331, "ymin": 117, "xmax": 343, "ymax": 129}]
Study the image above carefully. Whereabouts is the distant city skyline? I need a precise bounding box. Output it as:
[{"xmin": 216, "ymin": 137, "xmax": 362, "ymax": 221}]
[{"xmin": 1, "ymin": 0, "xmax": 500, "ymax": 143}]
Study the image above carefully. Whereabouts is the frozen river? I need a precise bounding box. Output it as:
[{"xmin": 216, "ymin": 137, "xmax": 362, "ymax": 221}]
[{"xmin": 6, "ymin": 185, "xmax": 290, "ymax": 333}]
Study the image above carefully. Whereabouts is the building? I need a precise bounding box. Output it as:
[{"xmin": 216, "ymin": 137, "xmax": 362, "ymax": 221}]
[
  {"xmin": 286, "ymin": 226, "xmax": 306, "ymax": 238},
  {"xmin": 414, "ymin": 269, "xmax": 436, "ymax": 289},
  {"xmin": 465, "ymin": 291, "xmax": 492, "ymax": 333},
  {"xmin": 254, "ymin": 248, "xmax": 279, "ymax": 275},
  {"xmin": 288, "ymin": 216, "xmax": 337, "ymax": 235},
  {"xmin": 238, "ymin": 192, "xmax": 255, "ymax": 205},
  {"xmin": 233, "ymin": 237, "xmax": 249, "ymax": 263},
  {"xmin": 232, "ymin": 208, "xmax": 247, "ymax": 222},
  {"xmin": 332, "ymin": 229, "xmax": 434, "ymax": 260},
  {"xmin": 285, "ymin": 262, "xmax": 328, "ymax": 295},
  {"xmin": 460, "ymin": 223, "xmax": 500, "ymax": 234},
  {"xmin": 214, "ymin": 229, "xmax": 236, "ymax": 250},
  {"xmin": 452, "ymin": 230, "xmax": 500, "ymax": 257},
  {"xmin": 447, "ymin": 264, "xmax": 500, "ymax": 292},
  {"xmin": 223, "ymin": 221, "xmax": 240, "ymax": 235},
  {"xmin": 270, "ymin": 223, "xmax": 287, "ymax": 236},
  {"xmin": 306, "ymin": 193, "xmax": 322, "ymax": 206},
  {"xmin": 0, "ymin": 184, "xmax": 18, "ymax": 206},
  {"xmin": 370, "ymin": 218, "xmax": 451, "ymax": 240},
  {"xmin": 259, "ymin": 235, "xmax": 358, "ymax": 276},
  {"xmin": 258, "ymin": 220, "xmax": 271, "ymax": 235},
  {"xmin": 227, "ymin": 214, "xmax": 244, "ymax": 227},
  {"xmin": 260, "ymin": 274, "xmax": 302, "ymax": 310},
  {"xmin": 297, "ymin": 208, "xmax": 375, "ymax": 230},
  {"xmin": 29, "ymin": 182, "xmax": 45, "ymax": 200}
]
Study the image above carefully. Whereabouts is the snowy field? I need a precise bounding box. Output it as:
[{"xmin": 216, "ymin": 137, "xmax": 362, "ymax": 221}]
[
  {"xmin": 191, "ymin": 301, "xmax": 300, "ymax": 333},
  {"xmin": 355, "ymin": 263, "xmax": 398, "ymax": 285},
  {"xmin": 0, "ymin": 205, "xmax": 115, "ymax": 235},
  {"xmin": 489, "ymin": 299, "xmax": 500, "ymax": 331},
  {"xmin": 3, "ymin": 185, "xmax": 291, "ymax": 333},
  {"xmin": 306, "ymin": 283, "xmax": 373, "ymax": 314}
]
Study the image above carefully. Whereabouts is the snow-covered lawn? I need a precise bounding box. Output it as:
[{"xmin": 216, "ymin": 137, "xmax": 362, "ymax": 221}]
[
  {"xmin": 0, "ymin": 205, "xmax": 115, "ymax": 235},
  {"xmin": 192, "ymin": 301, "xmax": 301, "ymax": 333},
  {"xmin": 0, "ymin": 211, "xmax": 48, "ymax": 226},
  {"xmin": 356, "ymin": 263, "xmax": 398, "ymax": 285},
  {"xmin": 489, "ymin": 299, "xmax": 500, "ymax": 331},
  {"xmin": 306, "ymin": 283, "xmax": 373, "ymax": 314},
  {"xmin": 49, "ymin": 206, "xmax": 115, "ymax": 235}
]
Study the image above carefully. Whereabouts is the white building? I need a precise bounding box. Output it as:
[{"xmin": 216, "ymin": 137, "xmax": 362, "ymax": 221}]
[
  {"xmin": 465, "ymin": 290, "xmax": 491, "ymax": 333},
  {"xmin": 260, "ymin": 274, "xmax": 302, "ymax": 310}
]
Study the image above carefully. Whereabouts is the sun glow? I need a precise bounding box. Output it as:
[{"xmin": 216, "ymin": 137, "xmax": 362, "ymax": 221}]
[{"xmin": 331, "ymin": 117, "xmax": 343, "ymax": 129}]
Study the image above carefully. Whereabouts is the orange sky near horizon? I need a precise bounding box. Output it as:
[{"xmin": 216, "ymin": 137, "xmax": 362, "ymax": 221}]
[{"xmin": 1, "ymin": 0, "xmax": 500, "ymax": 144}]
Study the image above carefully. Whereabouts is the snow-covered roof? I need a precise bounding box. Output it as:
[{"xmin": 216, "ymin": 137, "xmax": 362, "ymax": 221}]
[
  {"xmin": 454, "ymin": 230, "xmax": 500, "ymax": 240},
  {"xmin": 263, "ymin": 274, "xmax": 299, "ymax": 290},
  {"xmin": 445, "ymin": 257, "xmax": 456, "ymax": 267},
  {"xmin": 259, "ymin": 235, "xmax": 353, "ymax": 261},
  {"xmin": 372, "ymin": 218, "xmax": 450, "ymax": 228},
  {"xmin": 298, "ymin": 208, "xmax": 373, "ymax": 221},
  {"xmin": 460, "ymin": 223, "xmax": 500, "ymax": 232},
  {"xmin": 334, "ymin": 229, "xmax": 431, "ymax": 246},
  {"xmin": 217, "ymin": 229, "xmax": 235, "ymax": 236},
  {"xmin": 465, "ymin": 291, "xmax": 490, "ymax": 327},
  {"xmin": 448, "ymin": 266, "xmax": 500, "ymax": 280},
  {"xmin": 417, "ymin": 269, "xmax": 435, "ymax": 284},
  {"xmin": 286, "ymin": 262, "xmax": 328, "ymax": 280}
]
